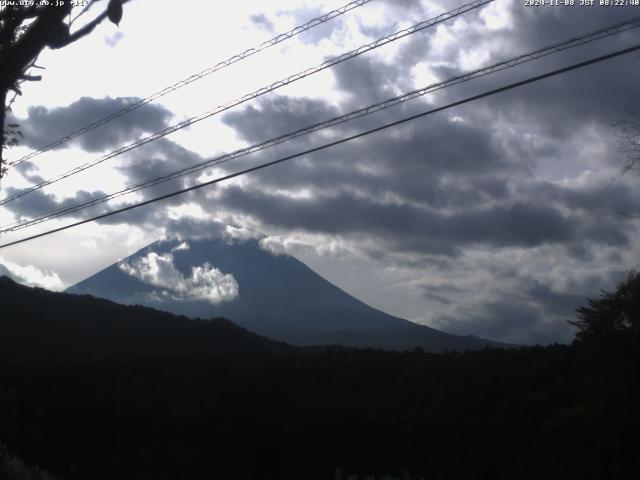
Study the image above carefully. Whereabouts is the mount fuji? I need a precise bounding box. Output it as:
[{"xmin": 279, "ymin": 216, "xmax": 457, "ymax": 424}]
[{"xmin": 67, "ymin": 236, "xmax": 505, "ymax": 351}]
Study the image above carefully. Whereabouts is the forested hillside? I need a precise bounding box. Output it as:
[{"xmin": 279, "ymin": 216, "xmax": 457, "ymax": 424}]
[
  {"xmin": 0, "ymin": 276, "xmax": 289, "ymax": 363},
  {"xmin": 1, "ymin": 273, "xmax": 639, "ymax": 479}
]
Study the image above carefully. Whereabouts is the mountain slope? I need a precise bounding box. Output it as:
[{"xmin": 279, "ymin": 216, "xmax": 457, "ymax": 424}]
[
  {"xmin": 67, "ymin": 237, "xmax": 506, "ymax": 351},
  {"xmin": 0, "ymin": 275, "xmax": 288, "ymax": 364}
]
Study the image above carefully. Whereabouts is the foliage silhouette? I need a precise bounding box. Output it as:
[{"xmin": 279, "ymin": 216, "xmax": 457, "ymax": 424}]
[{"xmin": 571, "ymin": 269, "xmax": 640, "ymax": 344}]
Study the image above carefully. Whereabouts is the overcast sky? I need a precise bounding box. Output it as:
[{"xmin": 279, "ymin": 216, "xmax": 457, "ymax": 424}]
[{"xmin": 1, "ymin": 0, "xmax": 639, "ymax": 344}]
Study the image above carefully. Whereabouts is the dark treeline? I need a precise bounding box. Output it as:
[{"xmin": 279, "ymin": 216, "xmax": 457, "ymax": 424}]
[
  {"xmin": 0, "ymin": 276, "xmax": 292, "ymax": 364},
  {"xmin": 0, "ymin": 274, "xmax": 639, "ymax": 480}
]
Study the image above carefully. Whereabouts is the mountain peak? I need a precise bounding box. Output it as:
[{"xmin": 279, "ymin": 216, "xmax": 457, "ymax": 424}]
[{"xmin": 68, "ymin": 236, "xmax": 507, "ymax": 352}]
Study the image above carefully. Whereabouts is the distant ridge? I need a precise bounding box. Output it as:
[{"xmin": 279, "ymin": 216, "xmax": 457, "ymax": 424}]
[
  {"xmin": 67, "ymin": 236, "xmax": 510, "ymax": 352},
  {"xmin": 0, "ymin": 275, "xmax": 289, "ymax": 364}
]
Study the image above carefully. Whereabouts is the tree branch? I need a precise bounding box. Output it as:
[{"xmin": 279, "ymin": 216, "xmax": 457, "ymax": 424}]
[
  {"xmin": 19, "ymin": 73, "xmax": 42, "ymax": 82},
  {"xmin": 69, "ymin": 0, "xmax": 101, "ymax": 27},
  {"xmin": 58, "ymin": 10, "xmax": 107, "ymax": 47},
  {"xmin": 0, "ymin": 6, "xmax": 71, "ymax": 89},
  {"xmin": 59, "ymin": 0, "xmax": 133, "ymax": 47}
]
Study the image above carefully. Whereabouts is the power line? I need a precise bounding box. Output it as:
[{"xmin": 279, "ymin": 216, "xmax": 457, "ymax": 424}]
[
  {"xmin": 1, "ymin": 42, "xmax": 638, "ymax": 250},
  {"xmin": 0, "ymin": 0, "xmax": 493, "ymax": 207},
  {"xmin": 2, "ymin": 16, "xmax": 638, "ymax": 234},
  {"xmin": 7, "ymin": 0, "xmax": 376, "ymax": 169}
]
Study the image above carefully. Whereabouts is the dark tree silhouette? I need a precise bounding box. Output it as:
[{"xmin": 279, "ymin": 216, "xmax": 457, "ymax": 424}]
[
  {"xmin": 0, "ymin": 0, "xmax": 130, "ymax": 185},
  {"xmin": 571, "ymin": 269, "xmax": 640, "ymax": 344}
]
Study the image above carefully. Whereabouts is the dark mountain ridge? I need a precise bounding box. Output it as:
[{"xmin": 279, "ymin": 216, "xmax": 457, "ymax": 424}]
[{"xmin": 0, "ymin": 275, "xmax": 289, "ymax": 364}]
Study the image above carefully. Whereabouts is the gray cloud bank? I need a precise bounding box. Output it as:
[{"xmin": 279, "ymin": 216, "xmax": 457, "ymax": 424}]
[{"xmin": 14, "ymin": 96, "xmax": 173, "ymax": 153}]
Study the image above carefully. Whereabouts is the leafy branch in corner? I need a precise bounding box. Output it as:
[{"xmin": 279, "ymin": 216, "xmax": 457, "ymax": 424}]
[{"xmin": 0, "ymin": 0, "xmax": 129, "ymax": 183}]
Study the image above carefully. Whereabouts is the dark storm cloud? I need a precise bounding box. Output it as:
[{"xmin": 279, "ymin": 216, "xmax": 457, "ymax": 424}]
[
  {"xmin": 515, "ymin": 179, "xmax": 640, "ymax": 219},
  {"xmin": 13, "ymin": 161, "xmax": 45, "ymax": 185},
  {"xmin": 422, "ymin": 291, "xmax": 454, "ymax": 305},
  {"xmin": 3, "ymin": 136, "xmax": 214, "ymax": 232},
  {"xmin": 332, "ymin": 55, "xmax": 409, "ymax": 106},
  {"xmin": 437, "ymin": 298, "xmax": 574, "ymax": 345},
  {"xmin": 116, "ymin": 137, "xmax": 206, "ymax": 196},
  {"xmin": 525, "ymin": 281, "xmax": 588, "ymax": 318},
  {"xmin": 431, "ymin": 266, "xmax": 632, "ymax": 345},
  {"xmin": 162, "ymin": 217, "xmax": 229, "ymax": 240},
  {"xmin": 96, "ymin": 0, "xmax": 638, "ymax": 269},
  {"xmin": 222, "ymin": 96, "xmax": 339, "ymax": 144},
  {"xmin": 55, "ymin": 137, "xmax": 216, "ymax": 228},
  {"xmin": 408, "ymin": 3, "xmax": 640, "ymax": 147},
  {"xmin": 15, "ymin": 96, "xmax": 173, "ymax": 153},
  {"xmin": 216, "ymin": 185, "xmax": 628, "ymax": 256},
  {"xmin": 213, "ymin": 60, "xmax": 635, "ymax": 261},
  {"xmin": 475, "ymin": 51, "xmax": 640, "ymax": 148},
  {"xmin": 2, "ymin": 187, "xmax": 108, "ymax": 221},
  {"xmin": 420, "ymin": 257, "xmax": 634, "ymax": 345},
  {"xmin": 221, "ymin": 93, "xmax": 519, "ymax": 207},
  {"xmin": 209, "ymin": 1, "xmax": 640, "ymax": 248},
  {"xmin": 510, "ymin": 2, "xmax": 636, "ymax": 58},
  {"xmin": 3, "ymin": 134, "xmax": 204, "ymax": 231},
  {"xmin": 2, "ymin": 137, "xmax": 204, "ymax": 229},
  {"xmin": 422, "ymin": 282, "xmax": 465, "ymax": 305}
]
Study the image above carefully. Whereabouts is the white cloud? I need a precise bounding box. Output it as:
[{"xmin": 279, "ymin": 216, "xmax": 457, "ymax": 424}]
[
  {"xmin": 171, "ymin": 241, "xmax": 190, "ymax": 252},
  {"xmin": 0, "ymin": 259, "xmax": 64, "ymax": 291},
  {"xmin": 480, "ymin": 0, "xmax": 514, "ymax": 31},
  {"xmin": 118, "ymin": 252, "xmax": 238, "ymax": 304}
]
